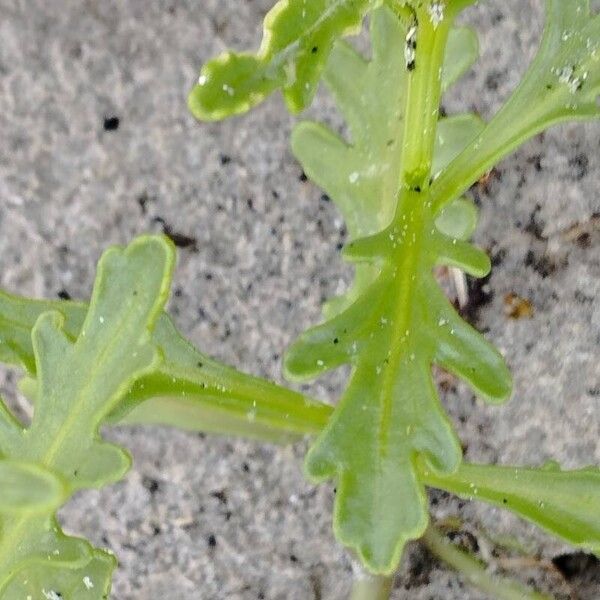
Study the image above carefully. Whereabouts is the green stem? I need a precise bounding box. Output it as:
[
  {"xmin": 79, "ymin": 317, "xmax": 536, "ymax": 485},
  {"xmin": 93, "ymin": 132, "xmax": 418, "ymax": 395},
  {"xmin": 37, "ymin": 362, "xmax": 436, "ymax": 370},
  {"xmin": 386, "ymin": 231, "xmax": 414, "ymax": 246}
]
[
  {"xmin": 421, "ymin": 525, "xmax": 552, "ymax": 600},
  {"xmin": 429, "ymin": 101, "xmax": 561, "ymax": 215},
  {"xmin": 400, "ymin": 4, "xmax": 455, "ymax": 189},
  {"xmin": 119, "ymin": 366, "xmax": 333, "ymax": 442},
  {"xmin": 350, "ymin": 571, "xmax": 394, "ymax": 600}
]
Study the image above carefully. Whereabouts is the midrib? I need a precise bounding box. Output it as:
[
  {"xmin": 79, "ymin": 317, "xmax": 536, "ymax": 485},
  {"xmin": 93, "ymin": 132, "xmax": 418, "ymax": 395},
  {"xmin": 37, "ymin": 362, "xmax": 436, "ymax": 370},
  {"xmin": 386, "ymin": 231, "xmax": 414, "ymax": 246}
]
[{"xmin": 377, "ymin": 205, "xmax": 425, "ymax": 453}]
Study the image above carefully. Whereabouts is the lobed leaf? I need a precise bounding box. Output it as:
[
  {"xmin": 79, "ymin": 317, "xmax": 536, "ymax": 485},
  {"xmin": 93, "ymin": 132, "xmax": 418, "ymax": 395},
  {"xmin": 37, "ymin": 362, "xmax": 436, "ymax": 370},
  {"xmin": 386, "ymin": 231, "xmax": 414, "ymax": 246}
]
[
  {"xmin": 292, "ymin": 7, "xmax": 483, "ymax": 319},
  {"xmin": 0, "ymin": 460, "xmax": 67, "ymax": 514},
  {"xmin": 441, "ymin": 26, "xmax": 479, "ymax": 92},
  {"xmin": 292, "ymin": 14, "xmax": 481, "ymax": 240},
  {"xmin": 0, "ymin": 292, "xmax": 330, "ymax": 445},
  {"xmin": 287, "ymin": 5, "xmax": 511, "ymax": 574},
  {"xmin": 188, "ymin": 0, "xmax": 381, "ymax": 120},
  {"xmin": 433, "ymin": 114, "xmax": 485, "ymax": 177},
  {"xmin": 434, "ymin": 197, "xmax": 479, "ymax": 241},
  {"xmin": 0, "ymin": 236, "xmax": 173, "ymax": 593},
  {"xmin": 285, "ymin": 194, "xmax": 510, "ymax": 572},
  {"xmin": 421, "ymin": 461, "xmax": 600, "ymax": 557}
]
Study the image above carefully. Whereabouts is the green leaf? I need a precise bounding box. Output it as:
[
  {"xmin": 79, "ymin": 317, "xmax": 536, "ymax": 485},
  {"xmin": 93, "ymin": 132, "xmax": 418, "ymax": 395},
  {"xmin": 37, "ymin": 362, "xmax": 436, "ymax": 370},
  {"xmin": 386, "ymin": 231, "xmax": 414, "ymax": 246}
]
[
  {"xmin": 432, "ymin": 0, "xmax": 600, "ymax": 212},
  {"xmin": 285, "ymin": 193, "xmax": 510, "ymax": 573},
  {"xmin": 286, "ymin": 6, "xmax": 510, "ymax": 574},
  {"xmin": 434, "ymin": 198, "xmax": 479, "ymax": 241},
  {"xmin": 0, "ymin": 291, "xmax": 331, "ymax": 445},
  {"xmin": 292, "ymin": 13, "xmax": 482, "ymax": 240},
  {"xmin": 188, "ymin": 0, "xmax": 381, "ymax": 120},
  {"xmin": 433, "ymin": 114, "xmax": 485, "ymax": 177},
  {"xmin": 0, "ymin": 460, "xmax": 67, "ymax": 514},
  {"xmin": 114, "ymin": 314, "xmax": 331, "ymax": 442},
  {"xmin": 421, "ymin": 461, "xmax": 600, "ymax": 557},
  {"xmin": 292, "ymin": 7, "xmax": 482, "ymax": 318},
  {"xmin": 0, "ymin": 236, "xmax": 174, "ymax": 593},
  {"xmin": 0, "ymin": 291, "xmax": 86, "ymax": 375},
  {"xmin": 2, "ymin": 550, "xmax": 114, "ymax": 600},
  {"xmin": 441, "ymin": 27, "xmax": 479, "ymax": 92}
]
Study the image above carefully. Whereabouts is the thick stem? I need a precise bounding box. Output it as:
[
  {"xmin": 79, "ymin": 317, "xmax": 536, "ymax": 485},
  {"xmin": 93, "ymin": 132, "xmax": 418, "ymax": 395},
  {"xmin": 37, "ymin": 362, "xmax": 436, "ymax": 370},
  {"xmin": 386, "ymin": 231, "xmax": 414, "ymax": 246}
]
[
  {"xmin": 350, "ymin": 571, "xmax": 394, "ymax": 600},
  {"xmin": 421, "ymin": 525, "xmax": 552, "ymax": 600}
]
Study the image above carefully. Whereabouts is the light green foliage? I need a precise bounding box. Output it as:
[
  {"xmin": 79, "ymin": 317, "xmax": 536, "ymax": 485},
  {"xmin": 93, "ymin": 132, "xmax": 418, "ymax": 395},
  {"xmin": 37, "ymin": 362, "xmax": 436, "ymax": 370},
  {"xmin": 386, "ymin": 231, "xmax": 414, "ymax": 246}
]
[
  {"xmin": 0, "ymin": 293, "xmax": 330, "ymax": 445},
  {"xmin": 2, "ymin": 553, "xmax": 114, "ymax": 600},
  {"xmin": 188, "ymin": 0, "xmax": 382, "ymax": 120},
  {"xmin": 0, "ymin": 236, "xmax": 174, "ymax": 596},
  {"xmin": 432, "ymin": 0, "xmax": 600, "ymax": 212},
  {"xmin": 440, "ymin": 26, "xmax": 479, "ymax": 93},
  {"xmin": 422, "ymin": 461, "xmax": 600, "ymax": 556},
  {"xmin": 0, "ymin": 460, "xmax": 66, "ymax": 514},
  {"xmin": 291, "ymin": 8, "xmax": 482, "ymax": 317},
  {"xmin": 0, "ymin": 0, "xmax": 599, "ymax": 596},
  {"xmin": 285, "ymin": 6, "xmax": 511, "ymax": 573},
  {"xmin": 285, "ymin": 197, "xmax": 510, "ymax": 573},
  {"xmin": 292, "ymin": 14, "xmax": 479, "ymax": 237}
]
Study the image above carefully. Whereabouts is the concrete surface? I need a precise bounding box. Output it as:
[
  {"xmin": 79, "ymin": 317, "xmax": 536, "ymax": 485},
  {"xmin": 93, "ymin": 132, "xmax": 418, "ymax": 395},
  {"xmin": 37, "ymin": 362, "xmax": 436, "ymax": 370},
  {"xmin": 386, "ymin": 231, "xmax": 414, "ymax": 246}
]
[{"xmin": 0, "ymin": 0, "xmax": 598, "ymax": 598}]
